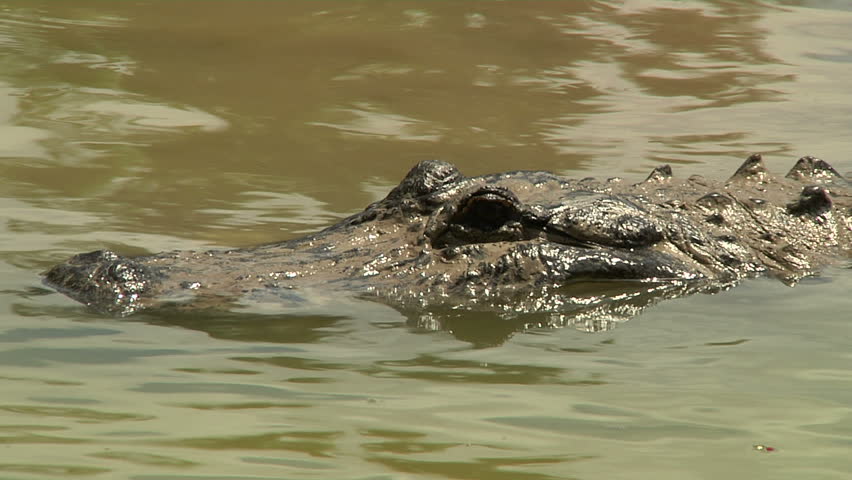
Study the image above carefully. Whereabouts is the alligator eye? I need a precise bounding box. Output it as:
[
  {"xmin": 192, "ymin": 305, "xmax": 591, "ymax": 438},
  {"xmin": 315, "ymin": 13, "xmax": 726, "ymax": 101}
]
[
  {"xmin": 426, "ymin": 187, "xmax": 528, "ymax": 248},
  {"xmin": 451, "ymin": 188, "xmax": 521, "ymax": 231}
]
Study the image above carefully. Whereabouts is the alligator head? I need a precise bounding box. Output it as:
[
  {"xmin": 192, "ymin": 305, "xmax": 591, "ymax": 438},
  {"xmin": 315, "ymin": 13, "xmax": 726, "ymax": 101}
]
[{"xmin": 44, "ymin": 154, "xmax": 851, "ymax": 332}]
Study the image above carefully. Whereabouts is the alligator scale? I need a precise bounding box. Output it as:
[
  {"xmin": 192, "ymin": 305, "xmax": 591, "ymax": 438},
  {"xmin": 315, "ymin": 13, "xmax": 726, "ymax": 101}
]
[{"xmin": 44, "ymin": 154, "xmax": 851, "ymax": 331}]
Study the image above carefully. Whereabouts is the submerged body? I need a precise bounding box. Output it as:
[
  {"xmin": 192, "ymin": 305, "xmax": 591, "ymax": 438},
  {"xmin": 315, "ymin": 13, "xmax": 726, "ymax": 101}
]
[{"xmin": 44, "ymin": 154, "xmax": 851, "ymax": 328}]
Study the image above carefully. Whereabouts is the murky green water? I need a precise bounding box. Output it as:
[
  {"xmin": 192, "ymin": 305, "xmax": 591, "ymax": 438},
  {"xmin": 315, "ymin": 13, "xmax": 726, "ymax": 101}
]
[{"xmin": 1, "ymin": 1, "xmax": 851, "ymax": 479}]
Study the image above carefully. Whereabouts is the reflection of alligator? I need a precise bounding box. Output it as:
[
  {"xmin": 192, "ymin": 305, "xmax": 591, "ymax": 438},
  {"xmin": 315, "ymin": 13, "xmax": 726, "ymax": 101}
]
[{"xmin": 44, "ymin": 154, "xmax": 851, "ymax": 334}]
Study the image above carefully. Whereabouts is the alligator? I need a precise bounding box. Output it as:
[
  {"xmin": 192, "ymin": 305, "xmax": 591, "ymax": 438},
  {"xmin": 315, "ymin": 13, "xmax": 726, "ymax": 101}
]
[{"xmin": 44, "ymin": 154, "xmax": 851, "ymax": 334}]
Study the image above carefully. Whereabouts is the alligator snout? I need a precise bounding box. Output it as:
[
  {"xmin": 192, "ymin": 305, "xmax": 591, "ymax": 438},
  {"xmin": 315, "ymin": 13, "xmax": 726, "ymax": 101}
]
[{"xmin": 43, "ymin": 250, "xmax": 153, "ymax": 315}]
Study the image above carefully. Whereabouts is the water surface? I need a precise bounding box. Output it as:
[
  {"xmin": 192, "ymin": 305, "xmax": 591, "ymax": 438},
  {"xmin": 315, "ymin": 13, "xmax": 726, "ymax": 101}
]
[{"xmin": 1, "ymin": 1, "xmax": 851, "ymax": 479}]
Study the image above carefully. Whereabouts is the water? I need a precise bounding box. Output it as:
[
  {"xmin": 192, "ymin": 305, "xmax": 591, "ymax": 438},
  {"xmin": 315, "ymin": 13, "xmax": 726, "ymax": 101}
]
[{"xmin": 1, "ymin": 1, "xmax": 851, "ymax": 478}]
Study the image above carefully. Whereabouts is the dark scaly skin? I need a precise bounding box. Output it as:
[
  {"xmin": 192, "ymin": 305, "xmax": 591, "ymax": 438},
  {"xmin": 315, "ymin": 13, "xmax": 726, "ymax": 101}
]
[{"xmin": 43, "ymin": 154, "xmax": 852, "ymax": 329}]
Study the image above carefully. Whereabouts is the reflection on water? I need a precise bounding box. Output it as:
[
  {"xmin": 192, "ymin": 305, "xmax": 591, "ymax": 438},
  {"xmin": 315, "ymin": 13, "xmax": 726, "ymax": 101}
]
[
  {"xmin": 0, "ymin": 10, "xmax": 227, "ymax": 161},
  {"xmin": 141, "ymin": 310, "xmax": 352, "ymax": 345},
  {"xmin": 310, "ymin": 101, "xmax": 446, "ymax": 142},
  {"xmin": 2, "ymin": 1, "xmax": 852, "ymax": 479}
]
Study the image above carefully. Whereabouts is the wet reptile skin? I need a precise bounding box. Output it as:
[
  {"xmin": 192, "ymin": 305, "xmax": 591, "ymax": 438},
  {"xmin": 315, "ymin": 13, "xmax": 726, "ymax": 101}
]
[{"xmin": 44, "ymin": 154, "xmax": 851, "ymax": 330}]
